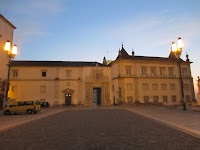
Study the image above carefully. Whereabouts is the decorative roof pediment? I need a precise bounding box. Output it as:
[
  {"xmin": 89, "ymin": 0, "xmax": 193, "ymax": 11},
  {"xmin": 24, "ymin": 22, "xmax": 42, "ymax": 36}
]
[
  {"xmin": 116, "ymin": 45, "xmax": 130, "ymax": 60},
  {"xmin": 62, "ymin": 88, "xmax": 74, "ymax": 94}
]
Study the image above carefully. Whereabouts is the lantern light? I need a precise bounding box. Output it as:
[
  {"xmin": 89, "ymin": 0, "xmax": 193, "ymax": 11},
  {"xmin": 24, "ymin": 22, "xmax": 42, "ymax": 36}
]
[
  {"xmin": 11, "ymin": 45, "xmax": 18, "ymax": 55},
  {"xmin": 4, "ymin": 40, "xmax": 11, "ymax": 52}
]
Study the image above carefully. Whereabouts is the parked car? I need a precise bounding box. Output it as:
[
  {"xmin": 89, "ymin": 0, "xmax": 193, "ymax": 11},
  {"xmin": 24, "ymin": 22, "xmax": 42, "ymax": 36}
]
[
  {"xmin": 40, "ymin": 102, "xmax": 50, "ymax": 108},
  {"xmin": 4, "ymin": 100, "xmax": 41, "ymax": 115}
]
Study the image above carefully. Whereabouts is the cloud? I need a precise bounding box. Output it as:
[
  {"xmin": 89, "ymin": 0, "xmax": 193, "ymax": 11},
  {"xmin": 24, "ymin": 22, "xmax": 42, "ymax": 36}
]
[
  {"xmin": 30, "ymin": 0, "xmax": 66, "ymax": 13},
  {"xmin": 0, "ymin": 0, "xmax": 67, "ymax": 51}
]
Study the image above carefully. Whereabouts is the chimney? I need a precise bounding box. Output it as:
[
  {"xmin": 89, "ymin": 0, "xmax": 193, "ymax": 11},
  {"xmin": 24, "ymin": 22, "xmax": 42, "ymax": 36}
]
[
  {"xmin": 132, "ymin": 49, "xmax": 135, "ymax": 57},
  {"xmin": 103, "ymin": 57, "xmax": 107, "ymax": 65},
  {"xmin": 186, "ymin": 53, "xmax": 190, "ymax": 62}
]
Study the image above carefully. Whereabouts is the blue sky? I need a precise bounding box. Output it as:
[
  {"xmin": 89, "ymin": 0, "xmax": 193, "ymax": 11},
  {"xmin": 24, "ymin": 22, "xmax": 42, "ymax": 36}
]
[{"xmin": 1, "ymin": 0, "xmax": 200, "ymax": 91}]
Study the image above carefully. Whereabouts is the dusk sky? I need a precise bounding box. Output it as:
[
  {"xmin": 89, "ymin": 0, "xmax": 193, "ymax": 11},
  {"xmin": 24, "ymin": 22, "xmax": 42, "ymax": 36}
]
[{"xmin": 1, "ymin": 0, "xmax": 200, "ymax": 92}]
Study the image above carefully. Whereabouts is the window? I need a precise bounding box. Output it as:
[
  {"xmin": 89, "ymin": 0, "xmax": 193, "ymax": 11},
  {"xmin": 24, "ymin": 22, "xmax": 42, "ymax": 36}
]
[
  {"xmin": 40, "ymin": 85, "xmax": 46, "ymax": 93},
  {"xmin": 42, "ymin": 71, "xmax": 46, "ymax": 77},
  {"xmin": 172, "ymin": 96, "xmax": 176, "ymax": 102},
  {"xmin": 185, "ymin": 95, "xmax": 190, "ymax": 102},
  {"xmin": 151, "ymin": 67, "xmax": 156, "ymax": 76},
  {"xmin": 118, "ymin": 87, "xmax": 121, "ymax": 98},
  {"xmin": 18, "ymin": 102, "xmax": 24, "ymax": 106},
  {"xmin": 13, "ymin": 70, "xmax": 18, "ymax": 77},
  {"xmin": 144, "ymin": 96, "xmax": 149, "ymax": 103},
  {"xmin": 112, "ymin": 85, "xmax": 114, "ymax": 91},
  {"xmin": 170, "ymin": 84, "xmax": 175, "ymax": 90},
  {"xmin": 12, "ymin": 86, "xmax": 15, "ymax": 92},
  {"xmin": 127, "ymin": 83, "xmax": 132, "ymax": 90},
  {"xmin": 67, "ymin": 82, "xmax": 71, "ymax": 86},
  {"xmin": 141, "ymin": 67, "xmax": 147, "ymax": 75},
  {"xmin": 160, "ymin": 68, "xmax": 165, "ymax": 77},
  {"xmin": 184, "ymin": 84, "xmax": 189, "ymax": 90},
  {"xmin": 127, "ymin": 96, "xmax": 133, "ymax": 104},
  {"xmin": 162, "ymin": 96, "xmax": 167, "ymax": 102},
  {"xmin": 182, "ymin": 68, "xmax": 187, "ymax": 77},
  {"xmin": 66, "ymin": 70, "xmax": 72, "ymax": 78},
  {"xmin": 143, "ymin": 84, "xmax": 148, "ymax": 90},
  {"xmin": 40, "ymin": 99, "xmax": 46, "ymax": 102},
  {"xmin": 125, "ymin": 66, "xmax": 131, "ymax": 75},
  {"xmin": 153, "ymin": 96, "xmax": 158, "ymax": 103},
  {"xmin": 168, "ymin": 67, "xmax": 174, "ymax": 76},
  {"xmin": 152, "ymin": 84, "xmax": 157, "ymax": 90},
  {"xmin": 24, "ymin": 101, "xmax": 33, "ymax": 105},
  {"xmin": 161, "ymin": 84, "xmax": 167, "ymax": 90}
]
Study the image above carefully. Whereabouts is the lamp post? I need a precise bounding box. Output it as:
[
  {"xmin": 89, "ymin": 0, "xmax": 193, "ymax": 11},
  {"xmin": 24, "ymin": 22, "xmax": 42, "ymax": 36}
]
[
  {"xmin": 4, "ymin": 40, "xmax": 17, "ymax": 107},
  {"xmin": 171, "ymin": 37, "xmax": 186, "ymax": 110}
]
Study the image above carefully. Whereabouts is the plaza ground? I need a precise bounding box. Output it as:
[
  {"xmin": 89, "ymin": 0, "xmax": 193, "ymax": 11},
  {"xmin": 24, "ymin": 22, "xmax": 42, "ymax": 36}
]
[{"xmin": 0, "ymin": 106, "xmax": 200, "ymax": 150}]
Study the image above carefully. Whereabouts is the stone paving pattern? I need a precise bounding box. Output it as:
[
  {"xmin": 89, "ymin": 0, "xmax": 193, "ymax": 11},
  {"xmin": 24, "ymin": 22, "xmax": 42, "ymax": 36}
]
[
  {"xmin": 126, "ymin": 105, "xmax": 200, "ymax": 132},
  {"xmin": 0, "ymin": 108, "xmax": 66, "ymax": 132},
  {"xmin": 0, "ymin": 109, "xmax": 200, "ymax": 150}
]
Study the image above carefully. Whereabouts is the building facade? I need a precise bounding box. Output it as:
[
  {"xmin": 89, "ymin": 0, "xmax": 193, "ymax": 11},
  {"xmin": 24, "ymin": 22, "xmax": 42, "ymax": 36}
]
[
  {"xmin": 0, "ymin": 14, "xmax": 16, "ymax": 109},
  {"xmin": 8, "ymin": 45, "xmax": 195, "ymax": 106},
  {"xmin": 197, "ymin": 77, "xmax": 200, "ymax": 105}
]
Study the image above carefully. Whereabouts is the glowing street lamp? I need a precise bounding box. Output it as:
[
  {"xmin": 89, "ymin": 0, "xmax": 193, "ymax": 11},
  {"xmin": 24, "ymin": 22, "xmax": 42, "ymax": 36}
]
[
  {"xmin": 4, "ymin": 40, "xmax": 18, "ymax": 107},
  {"xmin": 171, "ymin": 37, "xmax": 186, "ymax": 110}
]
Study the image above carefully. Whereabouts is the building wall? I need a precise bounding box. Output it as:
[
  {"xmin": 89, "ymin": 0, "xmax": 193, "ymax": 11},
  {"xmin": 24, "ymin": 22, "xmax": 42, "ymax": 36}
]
[
  {"xmin": 197, "ymin": 78, "xmax": 200, "ymax": 105},
  {"xmin": 8, "ymin": 58, "xmax": 195, "ymax": 106},
  {"xmin": 111, "ymin": 59, "xmax": 195, "ymax": 105},
  {"xmin": 0, "ymin": 15, "xmax": 15, "ymax": 109},
  {"xmin": 0, "ymin": 16, "xmax": 14, "ymax": 81},
  {"xmin": 8, "ymin": 66, "xmax": 112, "ymax": 106}
]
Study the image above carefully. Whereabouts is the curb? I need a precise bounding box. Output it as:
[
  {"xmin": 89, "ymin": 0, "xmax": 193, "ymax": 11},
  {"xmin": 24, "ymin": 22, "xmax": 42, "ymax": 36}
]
[{"xmin": 126, "ymin": 108, "xmax": 200, "ymax": 139}]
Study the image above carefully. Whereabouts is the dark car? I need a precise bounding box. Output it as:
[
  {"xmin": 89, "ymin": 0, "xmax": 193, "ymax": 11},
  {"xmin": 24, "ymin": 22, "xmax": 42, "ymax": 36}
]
[{"xmin": 40, "ymin": 102, "xmax": 50, "ymax": 108}]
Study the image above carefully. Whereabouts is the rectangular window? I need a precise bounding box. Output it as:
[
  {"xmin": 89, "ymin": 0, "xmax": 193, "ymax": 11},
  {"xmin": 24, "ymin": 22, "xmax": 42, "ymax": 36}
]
[
  {"xmin": 127, "ymin": 96, "xmax": 133, "ymax": 104},
  {"xmin": 66, "ymin": 70, "xmax": 72, "ymax": 78},
  {"xmin": 112, "ymin": 85, "xmax": 115, "ymax": 91},
  {"xmin": 184, "ymin": 84, "xmax": 189, "ymax": 90},
  {"xmin": 162, "ymin": 96, "xmax": 167, "ymax": 102},
  {"xmin": 172, "ymin": 96, "xmax": 176, "ymax": 102},
  {"xmin": 161, "ymin": 84, "xmax": 167, "ymax": 90},
  {"xmin": 40, "ymin": 99, "xmax": 46, "ymax": 102},
  {"xmin": 127, "ymin": 83, "xmax": 132, "ymax": 90},
  {"xmin": 143, "ymin": 84, "xmax": 148, "ymax": 90},
  {"xmin": 141, "ymin": 67, "xmax": 147, "ymax": 75},
  {"xmin": 24, "ymin": 101, "xmax": 33, "ymax": 105},
  {"xmin": 168, "ymin": 67, "xmax": 174, "ymax": 76},
  {"xmin": 119, "ymin": 87, "xmax": 121, "ymax": 98},
  {"xmin": 182, "ymin": 68, "xmax": 187, "ymax": 77},
  {"xmin": 152, "ymin": 84, "xmax": 157, "ymax": 90},
  {"xmin": 170, "ymin": 84, "xmax": 175, "ymax": 90},
  {"xmin": 153, "ymin": 96, "xmax": 158, "ymax": 103},
  {"xmin": 18, "ymin": 102, "xmax": 25, "ymax": 106},
  {"xmin": 42, "ymin": 71, "xmax": 46, "ymax": 77},
  {"xmin": 185, "ymin": 95, "xmax": 190, "ymax": 102},
  {"xmin": 125, "ymin": 66, "xmax": 131, "ymax": 75},
  {"xmin": 151, "ymin": 67, "xmax": 156, "ymax": 76},
  {"xmin": 40, "ymin": 85, "xmax": 46, "ymax": 93},
  {"xmin": 13, "ymin": 70, "xmax": 18, "ymax": 77},
  {"xmin": 160, "ymin": 68, "xmax": 165, "ymax": 77},
  {"xmin": 143, "ymin": 96, "xmax": 149, "ymax": 103},
  {"xmin": 12, "ymin": 86, "xmax": 15, "ymax": 92}
]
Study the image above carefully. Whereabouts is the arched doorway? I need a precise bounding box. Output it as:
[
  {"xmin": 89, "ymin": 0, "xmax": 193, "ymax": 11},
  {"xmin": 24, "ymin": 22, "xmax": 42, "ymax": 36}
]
[{"xmin": 62, "ymin": 88, "xmax": 74, "ymax": 106}]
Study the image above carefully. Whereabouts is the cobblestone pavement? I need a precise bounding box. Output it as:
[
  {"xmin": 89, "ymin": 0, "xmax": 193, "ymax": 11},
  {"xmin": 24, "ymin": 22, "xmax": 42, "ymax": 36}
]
[
  {"xmin": 0, "ymin": 109, "xmax": 200, "ymax": 150},
  {"xmin": 125, "ymin": 105, "xmax": 200, "ymax": 136},
  {"xmin": 0, "ymin": 107, "xmax": 67, "ymax": 132}
]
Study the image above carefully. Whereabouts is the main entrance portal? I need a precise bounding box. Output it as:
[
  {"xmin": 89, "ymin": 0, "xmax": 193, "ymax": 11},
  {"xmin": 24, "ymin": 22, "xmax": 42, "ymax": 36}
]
[
  {"xmin": 93, "ymin": 88, "xmax": 101, "ymax": 106},
  {"xmin": 65, "ymin": 94, "xmax": 71, "ymax": 105}
]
